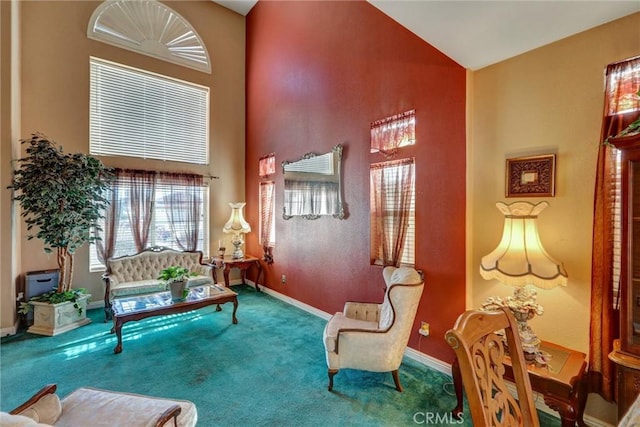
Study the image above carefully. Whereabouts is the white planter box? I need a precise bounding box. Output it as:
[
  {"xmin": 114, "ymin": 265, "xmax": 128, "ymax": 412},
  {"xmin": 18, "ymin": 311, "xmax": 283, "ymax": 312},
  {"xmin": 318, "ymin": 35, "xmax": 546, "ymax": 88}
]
[{"xmin": 27, "ymin": 295, "xmax": 91, "ymax": 336}]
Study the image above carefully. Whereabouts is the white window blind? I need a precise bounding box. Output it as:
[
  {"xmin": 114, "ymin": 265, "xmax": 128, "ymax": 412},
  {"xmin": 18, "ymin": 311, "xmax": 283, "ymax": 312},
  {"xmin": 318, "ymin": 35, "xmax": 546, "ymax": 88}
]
[{"xmin": 89, "ymin": 57, "xmax": 209, "ymax": 164}]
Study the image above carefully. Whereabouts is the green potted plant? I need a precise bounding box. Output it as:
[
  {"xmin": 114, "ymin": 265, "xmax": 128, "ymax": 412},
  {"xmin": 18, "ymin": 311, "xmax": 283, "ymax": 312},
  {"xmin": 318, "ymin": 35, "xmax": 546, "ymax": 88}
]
[
  {"xmin": 9, "ymin": 133, "xmax": 113, "ymax": 335},
  {"xmin": 158, "ymin": 266, "xmax": 196, "ymax": 302}
]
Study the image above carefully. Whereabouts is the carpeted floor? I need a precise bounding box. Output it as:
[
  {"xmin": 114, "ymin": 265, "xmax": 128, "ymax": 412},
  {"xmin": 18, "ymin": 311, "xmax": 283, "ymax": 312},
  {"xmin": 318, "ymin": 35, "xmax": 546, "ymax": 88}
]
[{"xmin": 1, "ymin": 285, "xmax": 560, "ymax": 426}]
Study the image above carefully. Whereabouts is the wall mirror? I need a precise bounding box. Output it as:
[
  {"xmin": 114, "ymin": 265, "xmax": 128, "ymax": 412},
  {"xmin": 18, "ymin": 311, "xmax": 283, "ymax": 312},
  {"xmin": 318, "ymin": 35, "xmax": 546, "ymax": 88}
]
[{"xmin": 282, "ymin": 144, "xmax": 345, "ymax": 220}]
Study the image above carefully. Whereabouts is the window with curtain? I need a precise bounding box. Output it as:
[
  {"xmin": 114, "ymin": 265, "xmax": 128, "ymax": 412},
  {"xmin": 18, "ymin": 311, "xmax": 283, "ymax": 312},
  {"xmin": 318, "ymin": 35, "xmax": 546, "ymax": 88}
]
[
  {"xmin": 370, "ymin": 109, "xmax": 415, "ymax": 156},
  {"xmin": 369, "ymin": 110, "xmax": 417, "ymax": 267},
  {"xmin": 259, "ymin": 181, "xmax": 275, "ymax": 261},
  {"xmin": 90, "ymin": 169, "xmax": 208, "ymax": 271},
  {"xmin": 259, "ymin": 153, "xmax": 276, "ymax": 178},
  {"xmin": 370, "ymin": 158, "xmax": 416, "ymax": 267},
  {"xmin": 590, "ymin": 56, "xmax": 640, "ymax": 401},
  {"xmin": 89, "ymin": 57, "xmax": 209, "ymax": 164},
  {"xmin": 259, "ymin": 154, "xmax": 276, "ymax": 263},
  {"xmin": 607, "ymin": 58, "xmax": 640, "ymax": 309}
]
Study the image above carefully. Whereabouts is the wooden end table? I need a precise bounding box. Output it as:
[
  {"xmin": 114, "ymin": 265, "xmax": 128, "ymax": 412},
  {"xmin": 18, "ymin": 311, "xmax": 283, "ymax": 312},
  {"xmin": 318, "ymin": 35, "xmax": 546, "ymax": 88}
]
[
  {"xmin": 110, "ymin": 284, "xmax": 238, "ymax": 354},
  {"xmin": 451, "ymin": 340, "xmax": 587, "ymax": 426},
  {"xmin": 210, "ymin": 254, "xmax": 263, "ymax": 291}
]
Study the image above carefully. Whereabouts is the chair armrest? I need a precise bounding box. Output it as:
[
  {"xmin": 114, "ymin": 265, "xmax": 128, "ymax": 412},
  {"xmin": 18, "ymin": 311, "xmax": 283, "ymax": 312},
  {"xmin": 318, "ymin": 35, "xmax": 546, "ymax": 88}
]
[
  {"xmin": 10, "ymin": 384, "xmax": 57, "ymax": 415},
  {"xmin": 153, "ymin": 404, "xmax": 181, "ymax": 427},
  {"xmin": 343, "ymin": 302, "xmax": 381, "ymax": 322}
]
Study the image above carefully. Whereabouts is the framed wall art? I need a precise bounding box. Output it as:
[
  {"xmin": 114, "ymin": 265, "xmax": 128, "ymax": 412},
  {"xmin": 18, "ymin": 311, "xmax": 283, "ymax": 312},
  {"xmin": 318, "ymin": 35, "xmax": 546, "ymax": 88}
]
[{"xmin": 505, "ymin": 154, "xmax": 556, "ymax": 197}]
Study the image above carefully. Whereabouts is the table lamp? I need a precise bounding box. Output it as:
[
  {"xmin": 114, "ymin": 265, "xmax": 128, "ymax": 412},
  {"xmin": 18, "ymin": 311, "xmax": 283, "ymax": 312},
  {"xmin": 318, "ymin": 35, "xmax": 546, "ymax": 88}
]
[
  {"xmin": 223, "ymin": 202, "xmax": 251, "ymax": 259},
  {"xmin": 479, "ymin": 201, "xmax": 567, "ymax": 356}
]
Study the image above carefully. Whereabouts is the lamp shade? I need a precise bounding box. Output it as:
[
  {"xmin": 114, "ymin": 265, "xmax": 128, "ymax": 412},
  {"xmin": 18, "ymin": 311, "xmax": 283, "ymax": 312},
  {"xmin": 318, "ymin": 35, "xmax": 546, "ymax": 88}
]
[
  {"xmin": 223, "ymin": 202, "xmax": 251, "ymax": 234},
  {"xmin": 479, "ymin": 201, "xmax": 567, "ymax": 290}
]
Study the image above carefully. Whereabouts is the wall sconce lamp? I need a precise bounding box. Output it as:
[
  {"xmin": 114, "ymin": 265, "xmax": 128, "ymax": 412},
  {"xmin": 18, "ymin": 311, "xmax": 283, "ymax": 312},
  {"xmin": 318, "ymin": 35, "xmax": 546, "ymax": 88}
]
[
  {"xmin": 479, "ymin": 201, "xmax": 567, "ymax": 357},
  {"xmin": 223, "ymin": 202, "xmax": 251, "ymax": 259}
]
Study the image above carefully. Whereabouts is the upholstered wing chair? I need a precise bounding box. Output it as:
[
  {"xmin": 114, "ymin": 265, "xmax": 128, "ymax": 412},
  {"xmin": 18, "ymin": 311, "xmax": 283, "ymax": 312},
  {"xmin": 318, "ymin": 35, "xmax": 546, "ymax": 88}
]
[{"xmin": 323, "ymin": 266, "xmax": 424, "ymax": 391}]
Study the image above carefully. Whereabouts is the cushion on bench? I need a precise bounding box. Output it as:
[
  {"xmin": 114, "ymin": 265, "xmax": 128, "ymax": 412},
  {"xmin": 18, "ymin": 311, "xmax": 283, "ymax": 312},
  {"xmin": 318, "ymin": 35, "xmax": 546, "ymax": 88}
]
[{"xmin": 56, "ymin": 387, "xmax": 197, "ymax": 427}]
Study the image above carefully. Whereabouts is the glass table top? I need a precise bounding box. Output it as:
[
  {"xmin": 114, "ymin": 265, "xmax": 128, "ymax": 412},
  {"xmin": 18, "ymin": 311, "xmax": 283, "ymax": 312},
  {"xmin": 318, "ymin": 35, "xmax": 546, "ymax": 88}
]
[{"xmin": 112, "ymin": 284, "xmax": 236, "ymax": 315}]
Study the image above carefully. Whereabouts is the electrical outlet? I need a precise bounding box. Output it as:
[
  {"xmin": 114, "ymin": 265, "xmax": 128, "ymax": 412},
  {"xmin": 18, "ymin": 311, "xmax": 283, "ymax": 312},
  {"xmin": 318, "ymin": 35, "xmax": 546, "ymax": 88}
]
[
  {"xmin": 418, "ymin": 321, "xmax": 430, "ymax": 337},
  {"xmin": 281, "ymin": 275, "xmax": 286, "ymax": 284}
]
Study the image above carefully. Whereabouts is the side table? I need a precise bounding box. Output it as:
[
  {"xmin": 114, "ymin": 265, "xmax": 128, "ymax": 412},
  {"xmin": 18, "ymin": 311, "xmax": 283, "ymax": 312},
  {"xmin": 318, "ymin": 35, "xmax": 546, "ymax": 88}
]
[
  {"xmin": 210, "ymin": 255, "xmax": 263, "ymax": 292},
  {"xmin": 452, "ymin": 340, "xmax": 587, "ymax": 426}
]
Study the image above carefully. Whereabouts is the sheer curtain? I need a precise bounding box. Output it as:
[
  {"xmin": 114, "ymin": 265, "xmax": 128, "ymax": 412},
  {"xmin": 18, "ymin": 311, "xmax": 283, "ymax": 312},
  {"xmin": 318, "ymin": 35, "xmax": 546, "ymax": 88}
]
[
  {"xmin": 94, "ymin": 175, "xmax": 121, "ymax": 265},
  {"xmin": 370, "ymin": 110, "xmax": 415, "ymax": 157},
  {"xmin": 260, "ymin": 181, "xmax": 275, "ymax": 263},
  {"xmin": 370, "ymin": 158, "xmax": 415, "ymax": 267},
  {"xmin": 125, "ymin": 170, "xmax": 156, "ymax": 252},
  {"xmin": 590, "ymin": 56, "xmax": 640, "ymax": 400},
  {"xmin": 164, "ymin": 172, "xmax": 203, "ymax": 251},
  {"xmin": 284, "ymin": 181, "xmax": 338, "ymax": 216}
]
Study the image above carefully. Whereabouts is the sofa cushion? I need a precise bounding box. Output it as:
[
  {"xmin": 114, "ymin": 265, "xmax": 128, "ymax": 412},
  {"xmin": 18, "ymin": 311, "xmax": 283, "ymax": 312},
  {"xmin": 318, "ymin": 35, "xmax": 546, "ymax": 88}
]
[
  {"xmin": 58, "ymin": 387, "xmax": 197, "ymax": 427},
  {"xmin": 323, "ymin": 312, "xmax": 379, "ymax": 352},
  {"xmin": 109, "ymin": 279, "xmax": 167, "ymax": 299}
]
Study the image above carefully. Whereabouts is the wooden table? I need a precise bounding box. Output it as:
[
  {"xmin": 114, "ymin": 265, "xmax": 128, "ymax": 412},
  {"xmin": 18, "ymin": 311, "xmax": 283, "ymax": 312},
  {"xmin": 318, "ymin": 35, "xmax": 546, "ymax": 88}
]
[
  {"xmin": 110, "ymin": 284, "xmax": 238, "ymax": 354},
  {"xmin": 210, "ymin": 254, "xmax": 263, "ymax": 291},
  {"xmin": 452, "ymin": 340, "xmax": 587, "ymax": 426}
]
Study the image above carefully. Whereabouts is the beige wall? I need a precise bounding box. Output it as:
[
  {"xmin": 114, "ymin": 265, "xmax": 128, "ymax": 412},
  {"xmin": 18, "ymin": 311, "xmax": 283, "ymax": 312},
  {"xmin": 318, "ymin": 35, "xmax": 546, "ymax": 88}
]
[
  {"xmin": 470, "ymin": 12, "xmax": 640, "ymax": 422},
  {"xmin": 0, "ymin": 0, "xmax": 21, "ymax": 333},
  {"xmin": 1, "ymin": 0, "xmax": 245, "ymax": 332}
]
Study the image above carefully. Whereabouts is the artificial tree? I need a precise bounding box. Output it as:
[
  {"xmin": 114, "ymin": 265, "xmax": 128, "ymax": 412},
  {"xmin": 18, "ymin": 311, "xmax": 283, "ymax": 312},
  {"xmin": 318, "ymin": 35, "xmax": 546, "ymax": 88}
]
[{"xmin": 9, "ymin": 133, "xmax": 113, "ymax": 294}]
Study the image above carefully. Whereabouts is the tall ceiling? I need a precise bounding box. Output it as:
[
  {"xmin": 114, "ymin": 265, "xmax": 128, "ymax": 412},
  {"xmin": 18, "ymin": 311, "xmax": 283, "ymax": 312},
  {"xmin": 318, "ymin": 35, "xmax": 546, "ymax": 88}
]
[{"xmin": 213, "ymin": 0, "xmax": 640, "ymax": 70}]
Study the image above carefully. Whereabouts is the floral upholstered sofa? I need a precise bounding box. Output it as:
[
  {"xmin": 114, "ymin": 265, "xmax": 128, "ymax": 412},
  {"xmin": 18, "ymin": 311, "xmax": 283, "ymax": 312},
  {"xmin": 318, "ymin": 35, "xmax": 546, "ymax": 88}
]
[{"xmin": 102, "ymin": 247, "xmax": 213, "ymax": 320}]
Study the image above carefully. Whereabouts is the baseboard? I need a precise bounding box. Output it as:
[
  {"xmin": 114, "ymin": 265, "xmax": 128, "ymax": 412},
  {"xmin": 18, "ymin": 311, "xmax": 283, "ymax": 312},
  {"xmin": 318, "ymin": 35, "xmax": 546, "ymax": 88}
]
[{"xmin": 256, "ymin": 283, "xmax": 331, "ymax": 321}]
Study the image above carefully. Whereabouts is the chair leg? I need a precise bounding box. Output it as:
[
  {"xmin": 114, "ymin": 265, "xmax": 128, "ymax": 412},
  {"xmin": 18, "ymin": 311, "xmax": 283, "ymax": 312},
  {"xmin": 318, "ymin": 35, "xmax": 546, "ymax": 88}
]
[
  {"xmin": 392, "ymin": 370, "xmax": 403, "ymax": 392},
  {"xmin": 328, "ymin": 369, "xmax": 338, "ymax": 391}
]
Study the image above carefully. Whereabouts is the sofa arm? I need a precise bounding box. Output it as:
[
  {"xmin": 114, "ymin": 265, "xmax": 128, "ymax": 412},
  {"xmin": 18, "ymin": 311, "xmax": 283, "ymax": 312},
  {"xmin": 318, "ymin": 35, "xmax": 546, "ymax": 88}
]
[
  {"xmin": 11, "ymin": 384, "xmax": 62, "ymax": 425},
  {"xmin": 154, "ymin": 404, "xmax": 181, "ymax": 427},
  {"xmin": 343, "ymin": 302, "xmax": 381, "ymax": 322}
]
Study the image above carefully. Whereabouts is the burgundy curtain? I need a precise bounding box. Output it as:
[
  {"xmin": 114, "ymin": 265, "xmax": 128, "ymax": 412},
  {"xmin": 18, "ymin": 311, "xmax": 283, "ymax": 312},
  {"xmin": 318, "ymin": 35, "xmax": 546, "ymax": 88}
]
[
  {"xmin": 163, "ymin": 172, "xmax": 203, "ymax": 251},
  {"xmin": 370, "ymin": 158, "xmax": 414, "ymax": 267},
  {"xmin": 94, "ymin": 175, "xmax": 121, "ymax": 265},
  {"xmin": 589, "ymin": 56, "xmax": 640, "ymax": 401},
  {"xmin": 260, "ymin": 181, "xmax": 275, "ymax": 263},
  {"xmin": 370, "ymin": 110, "xmax": 415, "ymax": 157},
  {"xmin": 259, "ymin": 153, "xmax": 276, "ymax": 178},
  {"xmin": 125, "ymin": 169, "xmax": 156, "ymax": 252}
]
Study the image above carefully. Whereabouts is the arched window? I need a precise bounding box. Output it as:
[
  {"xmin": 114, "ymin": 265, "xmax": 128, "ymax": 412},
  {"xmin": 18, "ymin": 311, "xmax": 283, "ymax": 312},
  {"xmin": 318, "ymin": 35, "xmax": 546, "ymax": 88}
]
[{"xmin": 87, "ymin": 0, "xmax": 211, "ymax": 73}]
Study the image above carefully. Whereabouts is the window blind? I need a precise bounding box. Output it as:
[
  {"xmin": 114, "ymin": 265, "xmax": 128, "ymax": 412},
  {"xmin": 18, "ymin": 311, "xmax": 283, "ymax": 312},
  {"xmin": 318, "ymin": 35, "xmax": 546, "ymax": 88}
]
[{"xmin": 89, "ymin": 57, "xmax": 209, "ymax": 164}]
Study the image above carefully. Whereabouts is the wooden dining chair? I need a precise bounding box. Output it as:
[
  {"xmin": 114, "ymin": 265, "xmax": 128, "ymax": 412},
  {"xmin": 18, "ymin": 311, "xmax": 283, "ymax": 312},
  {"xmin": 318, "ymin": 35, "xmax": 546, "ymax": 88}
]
[{"xmin": 445, "ymin": 307, "xmax": 540, "ymax": 427}]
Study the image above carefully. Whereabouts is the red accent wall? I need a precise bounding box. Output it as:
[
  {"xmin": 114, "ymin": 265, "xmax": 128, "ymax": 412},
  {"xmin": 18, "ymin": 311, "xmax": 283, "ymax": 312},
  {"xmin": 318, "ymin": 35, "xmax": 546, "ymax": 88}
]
[{"xmin": 245, "ymin": 0, "xmax": 466, "ymax": 363}]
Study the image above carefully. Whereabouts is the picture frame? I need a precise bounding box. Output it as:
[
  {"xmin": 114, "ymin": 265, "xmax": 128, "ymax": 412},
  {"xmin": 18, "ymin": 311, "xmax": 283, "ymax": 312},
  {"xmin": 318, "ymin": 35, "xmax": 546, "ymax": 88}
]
[{"xmin": 505, "ymin": 154, "xmax": 556, "ymax": 197}]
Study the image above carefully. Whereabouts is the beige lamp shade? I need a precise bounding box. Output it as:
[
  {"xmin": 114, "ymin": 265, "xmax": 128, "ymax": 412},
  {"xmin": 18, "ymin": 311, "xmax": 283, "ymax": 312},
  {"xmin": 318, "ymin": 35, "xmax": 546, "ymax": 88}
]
[
  {"xmin": 479, "ymin": 201, "xmax": 567, "ymax": 290},
  {"xmin": 223, "ymin": 202, "xmax": 251, "ymax": 234}
]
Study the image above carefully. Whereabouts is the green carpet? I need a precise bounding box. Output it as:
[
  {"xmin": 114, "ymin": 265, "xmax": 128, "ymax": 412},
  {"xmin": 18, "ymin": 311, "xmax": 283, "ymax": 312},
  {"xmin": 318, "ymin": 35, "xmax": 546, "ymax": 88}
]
[{"xmin": 1, "ymin": 285, "xmax": 560, "ymax": 426}]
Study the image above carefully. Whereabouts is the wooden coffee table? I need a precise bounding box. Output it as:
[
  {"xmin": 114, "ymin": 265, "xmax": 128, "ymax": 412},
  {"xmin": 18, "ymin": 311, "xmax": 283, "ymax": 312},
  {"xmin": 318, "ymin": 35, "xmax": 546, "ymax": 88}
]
[{"xmin": 110, "ymin": 284, "xmax": 238, "ymax": 354}]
